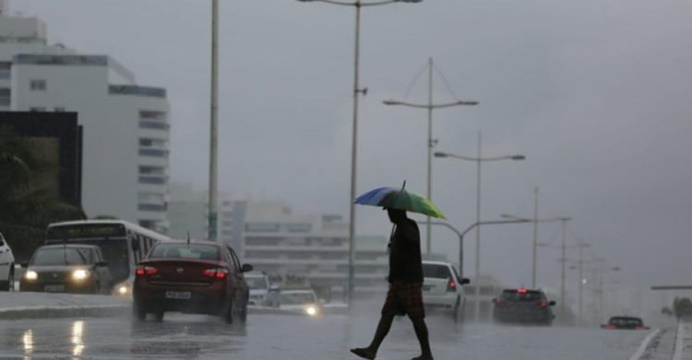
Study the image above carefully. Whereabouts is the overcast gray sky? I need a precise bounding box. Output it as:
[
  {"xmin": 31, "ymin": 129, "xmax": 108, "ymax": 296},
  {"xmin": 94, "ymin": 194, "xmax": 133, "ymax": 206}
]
[{"xmin": 16, "ymin": 0, "xmax": 692, "ymax": 312}]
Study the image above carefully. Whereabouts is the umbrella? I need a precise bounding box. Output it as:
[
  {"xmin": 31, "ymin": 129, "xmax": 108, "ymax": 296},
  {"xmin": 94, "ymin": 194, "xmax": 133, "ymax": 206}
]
[{"xmin": 354, "ymin": 186, "xmax": 446, "ymax": 219}]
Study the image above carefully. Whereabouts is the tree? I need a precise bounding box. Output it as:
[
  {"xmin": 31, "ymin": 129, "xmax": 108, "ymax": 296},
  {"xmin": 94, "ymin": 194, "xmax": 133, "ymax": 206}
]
[{"xmin": 0, "ymin": 127, "xmax": 86, "ymax": 261}]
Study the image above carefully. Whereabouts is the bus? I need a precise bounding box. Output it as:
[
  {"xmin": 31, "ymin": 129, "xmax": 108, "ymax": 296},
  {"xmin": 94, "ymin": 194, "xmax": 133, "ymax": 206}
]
[{"xmin": 45, "ymin": 220, "xmax": 171, "ymax": 296}]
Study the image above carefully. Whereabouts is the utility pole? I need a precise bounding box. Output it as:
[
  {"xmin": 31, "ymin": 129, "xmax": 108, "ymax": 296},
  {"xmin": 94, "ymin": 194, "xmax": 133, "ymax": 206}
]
[
  {"xmin": 559, "ymin": 218, "xmax": 569, "ymax": 320},
  {"xmin": 207, "ymin": 0, "xmax": 219, "ymax": 242},
  {"xmin": 531, "ymin": 187, "xmax": 539, "ymax": 288},
  {"xmin": 383, "ymin": 59, "xmax": 478, "ymax": 256}
]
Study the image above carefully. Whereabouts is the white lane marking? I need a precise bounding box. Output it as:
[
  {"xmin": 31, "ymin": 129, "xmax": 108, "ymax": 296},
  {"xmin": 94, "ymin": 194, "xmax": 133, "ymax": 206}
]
[
  {"xmin": 628, "ymin": 328, "xmax": 661, "ymax": 360},
  {"xmin": 673, "ymin": 322, "xmax": 685, "ymax": 360}
]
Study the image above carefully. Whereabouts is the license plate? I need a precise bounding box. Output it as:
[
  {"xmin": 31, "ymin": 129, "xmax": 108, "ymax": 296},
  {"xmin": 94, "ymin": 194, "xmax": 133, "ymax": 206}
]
[
  {"xmin": 165, "ymin": 291, "xmax": 191, "ymax": 300},
  {"xmin": 44, "ymin": 285, "xmax": 65, "ymax": 292},
  {"xmin": 422, "ymin": 285, "xmax": 432, "ymax": 292}
]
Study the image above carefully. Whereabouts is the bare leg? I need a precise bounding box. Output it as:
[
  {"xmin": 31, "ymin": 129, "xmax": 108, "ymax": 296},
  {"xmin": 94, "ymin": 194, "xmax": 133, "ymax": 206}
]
[
  {"xmin": 351, "ymin": 313, "xmax": 396, "ymax": 359},
  {"xmin": 410, "ymin": 318, "xmax": 433, "ymax": 360}
]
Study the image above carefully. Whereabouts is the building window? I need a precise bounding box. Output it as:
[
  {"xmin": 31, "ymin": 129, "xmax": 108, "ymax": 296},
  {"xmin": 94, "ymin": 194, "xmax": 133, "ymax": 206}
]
[
  {"xmin": 139, "ymin": 138, "xmax": 166, "ymax": 148},
  {"xmin": 138, "ymin": 176, "xmax": 166, "ymax": 185},
  {"xmin": 29, "ymin": 107, "xmax": 46, "ymax": 112},
  {"xmin": 139, "ymin": 110, "xmax": 166, "ymax": 121},
  {"xmin": 139, "ymin": 149, "xmax": 168, "ymax": 157},
  {"xmin": 139, "ymin": 121, "xmax": 169, "ymax": 130},
  {"xmin": 138, "ymin": 166, "xmax": 165, "ymax": 176},
  {"xmin": 0, "ymin": 89, "xmax": 10, "ymax": 107},
  {"xmin": 30, "ymin": 79, "xmax": 46, "ymax": 91}
]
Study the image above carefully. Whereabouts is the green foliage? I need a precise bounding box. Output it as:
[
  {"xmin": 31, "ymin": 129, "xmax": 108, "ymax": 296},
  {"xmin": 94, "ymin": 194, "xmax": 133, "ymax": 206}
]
[
  {"xmin": 0, "ymin": 127, "xmax": 86, "ymax": 261},
  {"xmin": 662, "ymin": 298, "xmax": 692, "ymax": 320}
]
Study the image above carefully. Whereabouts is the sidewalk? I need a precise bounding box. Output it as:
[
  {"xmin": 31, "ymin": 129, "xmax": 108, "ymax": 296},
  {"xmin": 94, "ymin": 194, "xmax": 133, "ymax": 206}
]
[
  {"xmin": 0, "ymin": 292, "xmax": 131, "ymax": 320},
  {"xmin": 672, "ymin": 322, "xmax": 692, "ymax": 360}
]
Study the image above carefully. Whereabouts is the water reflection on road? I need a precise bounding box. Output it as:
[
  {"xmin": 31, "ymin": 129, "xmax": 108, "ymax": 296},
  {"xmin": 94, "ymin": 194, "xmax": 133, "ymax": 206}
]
[{"xmin": 0, "ymin": 311, "xmax": 654, "ymax": 359}]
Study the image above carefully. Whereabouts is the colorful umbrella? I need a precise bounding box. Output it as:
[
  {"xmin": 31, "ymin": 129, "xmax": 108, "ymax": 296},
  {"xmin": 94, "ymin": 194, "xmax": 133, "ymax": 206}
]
[{"xmin": 354, "ymin": 186, "xmax": 446, "ymax": 219}]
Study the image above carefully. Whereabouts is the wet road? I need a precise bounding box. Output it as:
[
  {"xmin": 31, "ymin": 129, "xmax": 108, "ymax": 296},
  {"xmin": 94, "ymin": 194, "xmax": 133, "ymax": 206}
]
[{"xmin": 0, "ymin": 311, "xmax": 656, "ymax": 359}]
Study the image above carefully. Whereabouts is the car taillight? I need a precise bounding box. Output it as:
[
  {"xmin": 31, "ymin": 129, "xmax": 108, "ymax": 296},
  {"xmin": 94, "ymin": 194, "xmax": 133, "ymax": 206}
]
[
  {"xmin": 538, "ymin": 301, "xmax": 548, "ymax": 308},
  {"xmin": 135, "ymin": 266, "xmax": 158, "ymax": 276},
  {"xmin": 203, "ymin": 268, "xmax": 228, "ymax": 280},
  {"xmin": 607, "ymin": 325, "xmax": 616, "ymax": 329},
  {"xmin": 446, "ymin": 279, "xmax": 457, "ymax": 292}
]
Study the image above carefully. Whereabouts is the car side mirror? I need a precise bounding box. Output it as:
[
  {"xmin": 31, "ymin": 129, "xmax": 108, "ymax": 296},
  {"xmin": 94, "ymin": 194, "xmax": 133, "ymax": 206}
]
[
  {"xmin": 96, "ymin": 261, "xmax": 109, "ymax": 267},
  {"xmin": 461, "ymin": 278, "xmax": 470, "ymax": 285},
  {"xmin": 549, "ymin": 301, "xmax": 556, "ymax": 306},
  {"xmin": 241, "ymin": 264, "xmax": 254, "ymax": 273}
]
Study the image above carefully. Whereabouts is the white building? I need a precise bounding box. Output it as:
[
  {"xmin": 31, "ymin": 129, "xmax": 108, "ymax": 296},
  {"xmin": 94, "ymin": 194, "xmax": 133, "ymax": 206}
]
[
  {"xmin": 240, "ymin": 202, "xmax": 391, "ymax": 299},
  {"xmin": 0, "ymin": 4, "xmax": 170, "ymax": 233},
  {"xmin": 167, "ymin": 183, "xmax": 239, "ymax": 247}
]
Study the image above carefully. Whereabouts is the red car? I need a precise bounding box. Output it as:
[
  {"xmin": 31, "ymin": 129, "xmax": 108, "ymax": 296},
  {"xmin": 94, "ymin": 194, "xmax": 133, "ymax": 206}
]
[{"xmin": 133, "ymin": 241, "xmax": 252, "ymax": 323}]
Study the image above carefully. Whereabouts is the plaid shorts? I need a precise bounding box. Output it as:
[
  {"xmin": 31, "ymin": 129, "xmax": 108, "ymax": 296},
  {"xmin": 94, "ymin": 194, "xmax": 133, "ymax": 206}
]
[{"xmin": 381, "ymin": 281, "xmax": 425, "ymax": 320}]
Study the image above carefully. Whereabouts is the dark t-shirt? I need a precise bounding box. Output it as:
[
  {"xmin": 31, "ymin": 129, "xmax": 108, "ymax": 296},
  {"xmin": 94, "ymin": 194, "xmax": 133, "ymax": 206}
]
[{"xmin": 388, "ymin": 219, "xmax": 423, "ymax": 284}]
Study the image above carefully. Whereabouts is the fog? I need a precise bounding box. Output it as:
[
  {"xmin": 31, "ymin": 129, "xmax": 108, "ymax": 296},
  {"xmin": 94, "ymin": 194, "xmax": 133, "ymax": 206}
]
[{"xmin": 15, "ymin": 0, "xmax": 692, "ymax": 313}]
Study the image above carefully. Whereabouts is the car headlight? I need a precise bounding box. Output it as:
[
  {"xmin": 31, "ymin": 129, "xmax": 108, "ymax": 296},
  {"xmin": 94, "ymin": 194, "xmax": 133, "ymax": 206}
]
[
  {"xmin": 25, "ymin": 270, "xmax": 38, "ymax": 280},
  {"xmin": 117, "ymin": 285, "xmax": 129, "ymax": 295},
  {"xmin": 72, "ymin": 269, "xmax": 90, "ymax": 280},
  {"xmin": 305, "ymin": 306, "xmax": 318, "ymax": 317}
]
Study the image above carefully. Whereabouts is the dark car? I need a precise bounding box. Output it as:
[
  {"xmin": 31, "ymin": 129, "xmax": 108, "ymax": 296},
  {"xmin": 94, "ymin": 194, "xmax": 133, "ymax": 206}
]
[
  {"xmin": 601, "ymin": 316, "xmax": 649, "ymax": 330},
  {"xmin": 492, "ymin": 288, "xmax": 556, "ymax": 325},
  {"xmin": 20, "ymin": 244, "xmax": 112, "ymax": 294},
  {"xmin": 133, "ymin": 241, "xmax": 252, "ymax": 323}
]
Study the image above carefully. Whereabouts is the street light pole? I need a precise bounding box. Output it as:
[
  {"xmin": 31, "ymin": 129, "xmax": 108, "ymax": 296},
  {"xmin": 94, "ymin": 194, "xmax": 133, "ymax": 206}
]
[
  {"xmin": 532, "ymin": 187, "xmax": 538, "ymax": 288},
  {"xmin": 434, "ymin": 150, "xmax": 525, "ymax": 321},
  {"xmin": 384, "ymin": 60, "xmax": 478, "ymax": 257},
  {"xmin": 208, "ymin": 0, "xmax": 219, "ymax": 242},
  {"xmin": 297, "ymin": 0, "xmax": 423, "ymax": 305},
  {"xmin": 559, "ymin": 218, "xmax": 570, "ymax": 320}
]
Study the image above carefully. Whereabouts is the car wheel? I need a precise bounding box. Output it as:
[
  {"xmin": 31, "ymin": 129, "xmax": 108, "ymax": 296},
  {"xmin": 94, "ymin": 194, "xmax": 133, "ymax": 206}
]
[
  {"xmin": 452, "ymin": 297, "xmax": 460, "ymax": 323},
  {"xmin": 154, "ymin": 309, "xmax": 165, "ymax": 322},
  {"xmin": 0, "ymin": 267, "xmax": 12, "ymax": 292},
  {"xmin": 222, "ymin": 297, "xmax": 234, "ymax": 324},
  {"xmin": 133, "ymin": 301, "xmax": 147, "ymax": 321},
  {"xmin": 239, "ymin": 294, "xmax": 248, "ymax": 323}
]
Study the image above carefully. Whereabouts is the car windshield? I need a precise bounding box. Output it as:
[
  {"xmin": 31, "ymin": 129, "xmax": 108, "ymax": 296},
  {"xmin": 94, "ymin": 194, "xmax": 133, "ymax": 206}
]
[
  {"xmin": 245, "ymin": 277, "xmax": 268, "ymax": 290},
  {"xmin": 610, "ymin": 318, "xmax": 643, "ymax": 327},
  {"xmin": 31, "ymin": 247, "xmax": 92, "ymax": 265},
  {"xmin": 280, "ymin": 292, "xmax": 316, "ymax": 305},
  {"xmin": 59, "ymin": 239, "xmax": 129, "ymax": 284},
  {"xmin": 150, "ymin": 244, "xmax": 219, "ymax": 261},
  {"xmin": 500, "ymin": 290, "xmax": 543, "ymax": 302},
  {"xmin": 422, "ymin": 264, "xmax": 451, "ymax": 279}
]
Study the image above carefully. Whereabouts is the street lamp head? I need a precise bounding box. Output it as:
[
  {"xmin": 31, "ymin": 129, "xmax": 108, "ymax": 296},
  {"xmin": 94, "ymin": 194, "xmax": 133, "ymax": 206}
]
[
  {"xmin": 458, "ymin": 100, "xmax": 479, "ymax": 106},
  {"xmin": 511, "ymin": 155, "xmax": 526, "ymax": 161},
  {"xmin": 434, "ymin": 152, "xmax": 448, "ymax": 158},
  {"xmin": 296, "ymin": 0, "xmax": 316, "ymax": 2},
  {"xmin": 396, "ymin": 0, "xmax": 423, "ymax": 2},
  {"xmin": 382, "ymin": 99, "xmax": 400, "ymax": 105}
]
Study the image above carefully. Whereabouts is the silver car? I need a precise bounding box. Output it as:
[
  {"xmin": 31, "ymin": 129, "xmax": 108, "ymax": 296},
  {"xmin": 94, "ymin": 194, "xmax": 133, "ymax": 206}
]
[{"xmin": 0, "ymin": 231, "xmax": 15, "ymax": 291}]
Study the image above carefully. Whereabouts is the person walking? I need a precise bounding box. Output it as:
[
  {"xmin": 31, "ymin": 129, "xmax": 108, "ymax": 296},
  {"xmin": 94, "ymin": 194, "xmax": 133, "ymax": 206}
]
[{"xmin": 350, "ymin": 208, "xmax": 434, "ymax": 360}]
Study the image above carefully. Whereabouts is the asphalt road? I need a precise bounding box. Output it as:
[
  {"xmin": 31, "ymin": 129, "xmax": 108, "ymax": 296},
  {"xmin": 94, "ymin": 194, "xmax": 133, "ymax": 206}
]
[{"xmin": 0, "ymin": 311, "xmax": 658, "ymax": 360}]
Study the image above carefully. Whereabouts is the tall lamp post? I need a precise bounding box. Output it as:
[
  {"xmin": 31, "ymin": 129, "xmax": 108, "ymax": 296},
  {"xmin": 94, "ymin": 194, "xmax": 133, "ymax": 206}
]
[
  {"xmin": 536, "ymin": 217, "xmax": 573, "ymax": 321},
  {"xmin": 383, "ymin": 58, "xmax": 478, "ymax": 257},
  {"xmin": 208, "ymin": 0, "xmax": 220, "ymax": 241},
  {"xmin": 501, "ymin": 212, "xmax": 567, "ymax": 288},
  {"xmin": 434, "ymin": 143, "xmax": 524, "ymax": 321},
  {"xmin": 297, "ymin": 0, "xmax": 423, "ymax": 304}
]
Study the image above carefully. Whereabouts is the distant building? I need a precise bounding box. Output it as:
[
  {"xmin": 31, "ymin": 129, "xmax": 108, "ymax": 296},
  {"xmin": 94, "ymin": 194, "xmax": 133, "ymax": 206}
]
[
  {"xmin": 167, "ymin": 183, "xmax": 238, "ymax": 246},
  {"xmin": 0, "ymin": 4, "xmax": 170, "ymax": 233},
  {"xmin": 0, "ymin": 111, "xmax": 82, "ymax": 206}
]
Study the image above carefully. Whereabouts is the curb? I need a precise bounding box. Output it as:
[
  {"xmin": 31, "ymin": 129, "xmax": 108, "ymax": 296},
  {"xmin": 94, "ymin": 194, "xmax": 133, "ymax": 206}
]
[
  {"xmin": 0, "ymin": 304, "xmax": 344, "ymax": 320},
  {"xmin": 0, "ymin": 304, "xmax": 130, "ymax": 320}
]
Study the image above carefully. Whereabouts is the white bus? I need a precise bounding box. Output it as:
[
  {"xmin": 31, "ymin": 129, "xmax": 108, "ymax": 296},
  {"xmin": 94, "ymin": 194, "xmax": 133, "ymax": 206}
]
[{"xmin": 45, "ymin": 220, "xmax": 170, "ymax": 296}]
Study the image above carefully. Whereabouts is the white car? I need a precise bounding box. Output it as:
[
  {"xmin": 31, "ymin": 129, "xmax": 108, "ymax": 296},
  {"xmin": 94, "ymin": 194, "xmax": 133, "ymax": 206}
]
[
  {"xmin": 244, "ymin": 272, "xmax": 271, "ymax": 306},
  {"xmin": 0, "ymin": 231, "xmax": 16, "ymax": 291},
  {"xmin": 277, "ymin": 289, "xmax": 322, "ymax": 317},
  {"xmin": 422, "ymin": 261, "xmax": 469, "ymax": 321}
]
